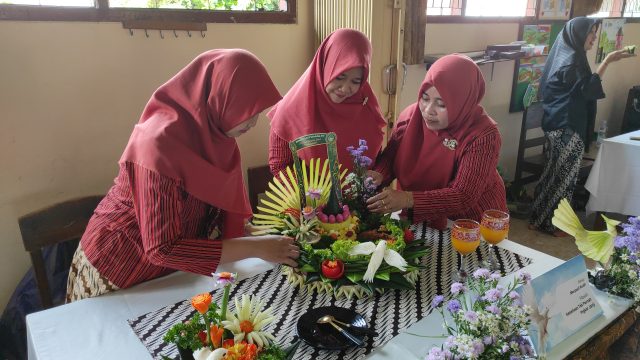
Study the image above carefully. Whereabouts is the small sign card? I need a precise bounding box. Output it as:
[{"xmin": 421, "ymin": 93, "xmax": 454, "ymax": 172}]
[{"xmin": 517, "ymin": 255, "xmax": 603, "ymax": 357}]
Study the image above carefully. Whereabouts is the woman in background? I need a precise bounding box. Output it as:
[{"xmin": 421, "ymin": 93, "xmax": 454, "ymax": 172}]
[
  {"xmin": 268, "ymin": 28, "xmax": 386, "ymax": 175},
  {"xmin": 67, "ymin": 49, "xmax": 299, "ymax": 302},
  {"xmin": 367, "ymin": 54, "xmax": 507, "ymax": 230},
  {"xmin": 529, "ymin": 17, "xmax": 635, "ymax": 235}
]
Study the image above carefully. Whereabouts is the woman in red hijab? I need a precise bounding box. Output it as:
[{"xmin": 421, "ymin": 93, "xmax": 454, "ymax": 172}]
[
  {"xmin": 366, "ymin": 54, "xmax": 507, "ymax": 230},
  {"xmin": 268, "ymin": 28, "xmax": 386, "ymax": 175},
  {"xmin": 66, "ymin": 50, "xmax": 299, "ymax": 301}
]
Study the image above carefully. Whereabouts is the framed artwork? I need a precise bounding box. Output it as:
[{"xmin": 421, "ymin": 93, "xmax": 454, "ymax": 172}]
[
  {"xmin": 596, "ymin": 19, "xmax": 626, "ymax": 63},
  {"xmin": 538, "ymin": 0, "xmax": 572, "ymax": 20},
  {"xmin": 509, "ymin": 22, "xmax": 565, "ymax": 113}
]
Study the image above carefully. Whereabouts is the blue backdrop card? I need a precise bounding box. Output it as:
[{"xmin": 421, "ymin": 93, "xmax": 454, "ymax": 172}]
[{"xmin": 517, "ymin": 255, "xmax": 603, "ymax": 356}]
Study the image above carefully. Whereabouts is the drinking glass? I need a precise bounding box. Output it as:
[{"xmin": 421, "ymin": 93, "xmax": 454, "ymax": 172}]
[
  {"xmin": 480, "ymin": 210, "xmax": 510, "ymax": 271},
  {"xmin": 451, "ymin": 219, "xmax": 481, "ymax": 282}
]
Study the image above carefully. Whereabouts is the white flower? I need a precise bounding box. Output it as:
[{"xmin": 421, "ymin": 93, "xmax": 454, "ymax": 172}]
[
  {"xmin": 348, "ymin": 240, "xmax": 407, "ymax": 282},
  {"xmin": 193, "ymin": 348, "xmax": 227, "ymax": 360},
  {"xmin": 221, "ymin": 294, "xmax": 276, "ymax": 348}
]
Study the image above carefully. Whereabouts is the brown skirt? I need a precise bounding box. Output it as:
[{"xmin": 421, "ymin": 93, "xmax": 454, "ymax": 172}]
[{"xmin": 66, "ymin": 245, "xmax": 119, "ymax": 303}]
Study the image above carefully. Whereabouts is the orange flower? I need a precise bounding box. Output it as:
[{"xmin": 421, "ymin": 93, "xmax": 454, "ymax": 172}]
[
  {"xmin": 225, "ymin": 342, "xmax": 258, "ymax": 360},
  {"xmin": 210, "ymin": 324, "xmax": 224, "ymax": 348},
  {"xmin": 191, "ymin": 293, "xmax": 212, "ymax": 314},
  {"xmin": 222, "ymin": 339, "xmax": 235, "ymax": 348},
  {"xmin": 239, "ymin": 320, "xmax": 254, "ymax": 334}
]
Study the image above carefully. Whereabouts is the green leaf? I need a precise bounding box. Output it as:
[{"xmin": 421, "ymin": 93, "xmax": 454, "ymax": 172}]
[
  {"xmin": 374, "ymin": 271, "xmax": 390, "ymax": 281},
  {"xmin": 304, "ymin": 273, "xmax": 320, "ymax": 284},
  {"xmin": 300, "ymin": 264, "xmax": 315, "ymax": 273},
  {"xmin": 346, "ymin": 272, "xmax": 364, "ymax": 283}
]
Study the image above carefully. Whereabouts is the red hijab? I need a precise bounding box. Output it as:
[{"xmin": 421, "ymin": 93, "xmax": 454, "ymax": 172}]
[
  {"xmin": 394, "ymin": 54, "xmax": 496, "ymax": 192},
  {"xmin": 120, "ymin": 49, "xmax": 281, "ymax": 238},
  {"xmin": 268, "ymin": 28, "xmax": 386, "ymax": 170}
]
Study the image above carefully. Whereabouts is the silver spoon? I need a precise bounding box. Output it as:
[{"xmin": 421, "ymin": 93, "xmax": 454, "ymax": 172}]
[
  {"xmin": 317, "ymin": 315, "xmax": 365, "ymax": 346},
  {"xmin": 320, "ymin": 315, "xmax": 378, "ymax": 336}
]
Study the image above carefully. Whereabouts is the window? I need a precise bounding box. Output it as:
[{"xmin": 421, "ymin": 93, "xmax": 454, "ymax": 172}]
[
  {"xmin": 590, "ymin": 0, "xmax": 625, "ymax": 17},
  {"xmin": 427, "ymin": 0, "xmax": 462, "ymax": 16},
  {"xmin": 427, "ymin": 0, "xmax": 536, "ymax": 17},
  {"xmin": 0, "ymin": 0, "xmax": 296, "ymax": 24},
  {"xmin": 624, "ymin": 0, "xmax": 640, "ymax": 17}
]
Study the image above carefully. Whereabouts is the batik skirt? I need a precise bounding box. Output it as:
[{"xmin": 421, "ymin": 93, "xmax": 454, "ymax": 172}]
[
  {"xmin": 529, "ymin": 129, "xmax": 585, "ymax": 233},
  {"xmin": 66, "ymin": 245, "xmax": 119, "ymax": 302}
]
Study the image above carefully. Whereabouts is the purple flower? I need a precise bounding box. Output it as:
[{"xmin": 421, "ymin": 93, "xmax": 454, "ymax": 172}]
[
  {"xmin": 472, "ymin": 340, "xmax": 485, "ymax": 356},
  {"xmin": 483, "ymin": 288, "xmax": 502, "ymax": 302},
  {"xmin": 358, "ymin": 155, "xmax": 372, "ymax": 168},
  {"xmin": 306, "ymin": 188, "xmax": 322, "ymax": 200},
  {"xmin": 359, "ymin": 139, "xmax": 367, "ymax": 147},
  {"xmin": 518, "ymin": 272, "xmax": 532, "ymax": 284},
  {"xmin": 446, "ymin": 299, "xmax": 462, "ymax": 313},
  {"xmin": 490, "ymin": 272, "xmax": 502, "ymax": 280},
  {"xmin": 485, "ymin": 304, "xmax": 501, "ymax": 315},
  {"xmin": 431, "ymin": 295, "xmax": 445, "ymax": 308},
  {"xmin": 450, "ymin": 282, "xmax": 465, "ymax": 295},
  {"xmin": 426, "ymin": 347, "xmax": 447, "ymax": 360},
  {"xmin": 508, "ymin": 291, "xmax": 520, "ymax": 301},
  {"xmin": 473, "ymin": 268, "xmax": 491, "ymax": 279},
  {"xmin": 464, "ymin": 310, "xmax": 479, "ymax": 323},
  {"xmin": 483, "ymin": 336, "xmax": 494, "ymax": 345},
  {"xmin": 615, "ymin": 216, "xmax": 640, "ymax": 253}
]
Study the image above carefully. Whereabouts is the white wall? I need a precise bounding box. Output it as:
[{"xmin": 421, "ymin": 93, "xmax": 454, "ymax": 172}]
[
  {"xmin": 399, "ymin": 22, "xmax": 640, "ymax": 180},
  {"xmin": 0, "ymin": 3, "xmax": 314, "ymax": 311}
]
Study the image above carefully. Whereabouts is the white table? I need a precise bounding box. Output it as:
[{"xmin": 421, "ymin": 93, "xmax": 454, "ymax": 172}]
[
  {"xmin": 27, "ymin": 240, "xmax": 632, "ymax": 360},
  {"xmin": 586, "ymin": 129, "xmax": 640, "ymax": 216}
]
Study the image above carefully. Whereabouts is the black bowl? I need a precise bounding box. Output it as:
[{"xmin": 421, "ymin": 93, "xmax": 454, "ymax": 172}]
[{"xmin": 296, "ymin": 306, "xmax": 368, "ymax": 350}]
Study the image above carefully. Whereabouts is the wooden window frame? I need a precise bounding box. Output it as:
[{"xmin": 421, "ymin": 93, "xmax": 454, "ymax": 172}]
[
  {"xmin": 0, "ymin": 0, "xmax": 297, "ymax": 24},
  {"xmin": 426, "ymin": 0, "xmax": 640, "ymax": 23}
]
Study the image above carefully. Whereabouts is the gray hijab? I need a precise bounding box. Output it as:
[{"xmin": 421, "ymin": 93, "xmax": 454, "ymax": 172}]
[{"xmin": 539, "ymin": 17, "xmax": 600, "ymax": 94}]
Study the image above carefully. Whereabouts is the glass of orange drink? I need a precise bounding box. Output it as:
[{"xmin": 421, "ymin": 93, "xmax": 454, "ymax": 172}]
[
  {"xmin": 451, "ymin": 219, "xmax": 480, "ymax": 281},
  {"xmin": 480, "ymin": 210, "xmax": 510, "ymax": 271}
]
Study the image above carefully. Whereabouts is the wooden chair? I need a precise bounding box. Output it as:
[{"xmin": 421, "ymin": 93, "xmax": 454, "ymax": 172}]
[
  {"xmin": 513, "ymin": 102, "xmax": 593, "ymax": 188},
  {"xmin": 18, "ymin": 195, "xmax": 103, "ymax": 309},
  {"xmin": 247, "ymin": 165, "xmax": 273, "ymax": 212}
]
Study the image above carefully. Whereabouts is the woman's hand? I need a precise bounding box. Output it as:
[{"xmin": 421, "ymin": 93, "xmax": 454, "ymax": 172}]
[
  {"xmin": 603, "ymin": 49, "xmax": 636, "ymax": 64},
  {"xmin": 254, "ymin": 235, "xmax": 299, "ymax": 267},
  {"xmin": 366, "ymin": 188, "xmax": 413, "ymax": 213},
  {"xmin": 366, "ymin": 170, "xmax": 383, "ymax": 187}
]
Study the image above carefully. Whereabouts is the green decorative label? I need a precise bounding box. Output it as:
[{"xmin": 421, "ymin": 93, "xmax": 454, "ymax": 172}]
[{"xmin": 289, "ymin": 132, "xmax": 342, "ymax": 209}]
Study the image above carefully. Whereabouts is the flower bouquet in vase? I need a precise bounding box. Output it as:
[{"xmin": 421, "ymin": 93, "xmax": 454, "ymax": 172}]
[
  {"xmin": 423, "ymin": 269, "xmax": 535, "ymax": 360},
  {"xmin": 552, "ymin": 199, "xmax": 640, "ymax": 303},
  {"xmin": 251, "ymin": 133, "xmax": 429, "ymax": 299},
  {"xmin": 163, "ymin": 272, "xmax": 300, "ymax": 360}
]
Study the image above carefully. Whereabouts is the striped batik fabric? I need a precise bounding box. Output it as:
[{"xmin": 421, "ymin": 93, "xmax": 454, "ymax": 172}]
[
  {"xmin": 80, "ymin": 161, "xmax": 224, "ymax": 289},
  {"xmin": 128, "ymin": 223, "xmax": 532, "ymax": 360}
]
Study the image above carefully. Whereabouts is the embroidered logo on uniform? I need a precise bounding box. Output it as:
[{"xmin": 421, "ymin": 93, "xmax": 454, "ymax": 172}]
[{"xmin": 443, "ymin": 138, "xmax": 458, "ymax": 150}]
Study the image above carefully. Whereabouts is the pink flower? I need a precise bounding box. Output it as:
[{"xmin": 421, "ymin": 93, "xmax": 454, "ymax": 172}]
[{"xmin": 306, "ymin": 188, "xmax": 322, "ymax": 200}]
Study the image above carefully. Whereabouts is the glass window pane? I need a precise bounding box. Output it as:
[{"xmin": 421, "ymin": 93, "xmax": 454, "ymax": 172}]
[
  {"xmin": 465, "ymin": 0, "xmax": 529, "ymax": 16},
  {"xmin": 625, "ymin": 0, "xmax": 640, "ymax": 17},
  {"xmin": 1, "ymin": 0, "xmax": 93, "ymax": 5},
  {"xmin": 109, "ymin": 0, "xmax": 284, "ymax": 11}
]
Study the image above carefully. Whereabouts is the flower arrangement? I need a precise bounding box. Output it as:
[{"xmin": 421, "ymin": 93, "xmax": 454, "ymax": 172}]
[
  {"xmin": 595, "ymin": 216, "xmax": 640, "ymax": 303},
  {"xmin": 163, "ymin": 272, "xmax": 299, "ymax": 360},
  {"xmin": 424, "ymin": 269, "xmax": 534, "ymax": 360},
  {"xmin": 252, "ymin": 138, "xmax": 428, "ymax": 299}
]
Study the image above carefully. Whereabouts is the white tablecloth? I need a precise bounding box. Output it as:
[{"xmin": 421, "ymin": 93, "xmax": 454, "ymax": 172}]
[
  {"xmin": 586, "ymin": 129, "xmax": 640, "ymax": 216},
  {"xmin": 26, "ymin": 241, "xmax": 632, "ymax": 360}
]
